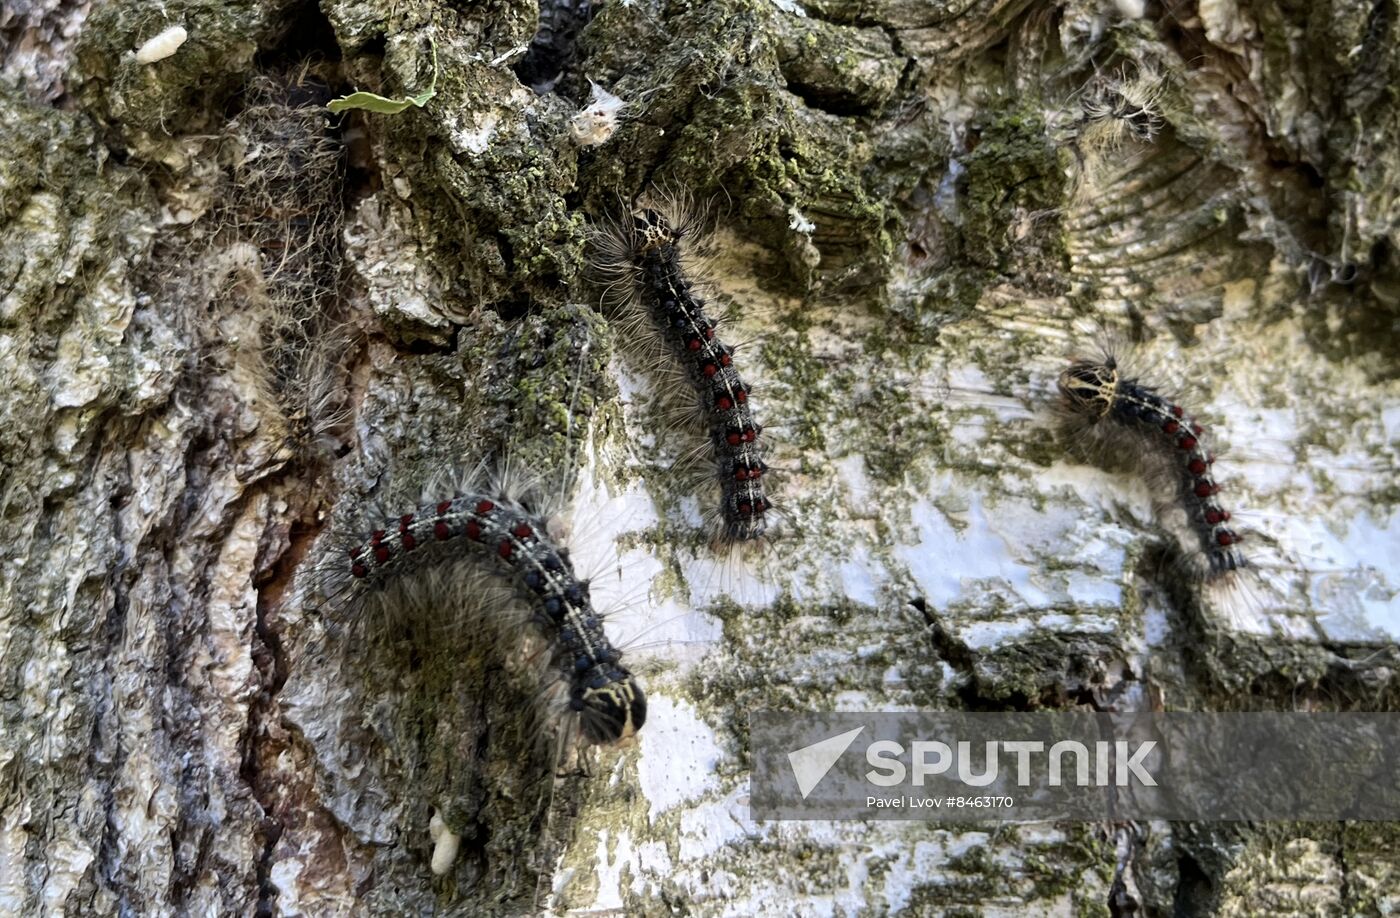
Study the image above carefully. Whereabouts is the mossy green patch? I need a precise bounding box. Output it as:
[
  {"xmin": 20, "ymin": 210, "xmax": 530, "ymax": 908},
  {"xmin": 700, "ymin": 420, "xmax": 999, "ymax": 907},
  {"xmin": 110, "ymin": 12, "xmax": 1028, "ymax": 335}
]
[
  {"xmin": 961, "ymin": 106, "xmax": 1071, "ymax": 287},
  {"xmin": 74, "ymin": 0, "xmax": 267, "ymax": 155},
  {"xmin": 579, "ymin": 0, "xmax": 895, "ymax": 295}
]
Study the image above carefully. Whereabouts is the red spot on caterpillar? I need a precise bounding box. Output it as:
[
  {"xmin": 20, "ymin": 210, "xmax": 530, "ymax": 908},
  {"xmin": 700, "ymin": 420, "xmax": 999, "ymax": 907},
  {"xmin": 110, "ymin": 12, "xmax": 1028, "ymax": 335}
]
[
  {"xmin": 465, "ymin": 520, "xmax": 481, "ymax": 541},
  {"xmin": 476, "ymin": 499, "xmax": 495, "ymax": 515},
  {"xmin": 1057, "ymin": 357, "xmax": 1246, "ymax": 579},
  {"xmin": 371, "ymin": 530, "xmax": 386, "ymax": 545},
  {"xmin": 606, "ymin": 204, "xmax": 773, "ymax": 544},
  {"xmin": 337, "ymin": 487, "xmax": 647, "ymax": 742},
  {"xmin": 437, "ymin": 500, "xmax": 452, "ymax": 514}
]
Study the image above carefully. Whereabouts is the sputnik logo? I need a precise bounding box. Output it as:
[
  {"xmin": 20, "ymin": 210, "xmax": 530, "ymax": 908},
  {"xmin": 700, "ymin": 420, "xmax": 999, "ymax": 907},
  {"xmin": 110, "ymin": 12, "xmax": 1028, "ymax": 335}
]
[{"xmin": 787, "ymin": 726, "xmax": 865, "ymax": 799}]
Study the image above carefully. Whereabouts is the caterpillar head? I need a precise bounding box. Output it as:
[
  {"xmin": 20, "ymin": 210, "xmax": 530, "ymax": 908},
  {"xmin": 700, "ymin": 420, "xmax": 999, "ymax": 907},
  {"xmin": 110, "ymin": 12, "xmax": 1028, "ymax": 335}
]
[
  {"xmin": 1059, "ymin": 359, "xmax": 1119, "ymax": 418},
  {"xmin": 632, "ymin": 209, "xmax": 680, "ymax": 254},
  {"xmin": 574, "ymin": 670, "xmax": 647, "ymax": 744}
]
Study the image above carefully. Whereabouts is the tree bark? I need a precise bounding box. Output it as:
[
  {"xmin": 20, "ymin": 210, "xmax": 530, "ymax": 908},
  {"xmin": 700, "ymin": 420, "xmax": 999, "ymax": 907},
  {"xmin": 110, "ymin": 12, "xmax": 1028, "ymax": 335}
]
[{"xmin": 1, "ymin": 0, "xmax": 1397, "ymax": 915}]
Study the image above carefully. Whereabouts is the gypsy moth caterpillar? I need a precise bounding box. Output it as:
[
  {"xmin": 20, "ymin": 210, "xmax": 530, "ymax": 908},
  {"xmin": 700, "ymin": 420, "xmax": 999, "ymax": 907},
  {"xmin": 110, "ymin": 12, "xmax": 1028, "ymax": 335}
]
[
  {"xmin": 911, "ymin": 333, "xmax": 1267, "ymax": 594},
  {"xmin": 1056, "ymin": 351, "xmax": 1246, "ymax": 581},
  {"xmin": 589, "ymin": 192, "xmax": 775, "ymax": 546},
  {"xmin": 1077, "ymin": 66, "xmax": 1166, "ymax": 152},
  {"xmin": 311, "ymin": 468, "xmax": 647, "ymax": 747},
  {"xmin": 925, "ymin": 341, "xmax": 1387, "ymax": 622}
]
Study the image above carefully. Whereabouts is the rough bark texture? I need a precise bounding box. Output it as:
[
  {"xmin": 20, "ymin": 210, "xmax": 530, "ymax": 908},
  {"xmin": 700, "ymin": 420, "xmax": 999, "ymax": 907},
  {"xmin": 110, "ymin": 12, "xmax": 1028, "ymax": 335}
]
[{"xmin": 1, "ymin": 0, "xmax": 1398, "ymax": 915}]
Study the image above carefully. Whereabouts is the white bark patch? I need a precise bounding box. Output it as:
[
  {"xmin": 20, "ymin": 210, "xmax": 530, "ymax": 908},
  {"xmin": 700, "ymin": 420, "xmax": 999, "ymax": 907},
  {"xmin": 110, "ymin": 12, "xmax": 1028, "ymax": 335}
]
[
  {"xmin": 636, "ymin": 697, "xmax": 724, "ymax": 822},
  {"xmin": 135, "ymin": 26, "xmax": 187, "ymax": 64},
  {"xmin": 453, "ymin": 110, "xmax": 500, "ymax": 155}
]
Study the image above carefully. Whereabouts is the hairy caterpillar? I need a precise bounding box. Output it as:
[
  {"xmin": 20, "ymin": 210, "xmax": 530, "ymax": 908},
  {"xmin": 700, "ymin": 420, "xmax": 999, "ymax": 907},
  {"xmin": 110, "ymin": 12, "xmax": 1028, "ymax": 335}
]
[
  {"xmin": 906, "ymin": 331, "xmax": 1259, "ymax": 584},
  {"xmin": 590, "ymin": 198, "xmax": 774, "ymax": 544},
  {"xmin": 212, "ymin": 66, "xmax": 352, "ymax": 453},
  {"xmin": 333, "ymin": 485, "xmax": 648, "ymax": 745},
  {"xmin": 1057, "ymin": 354, "xmax": 1245, "ymax": 579},
  {"xmin": 925, "ymin": 339, "xmax": 1394, "ymax": 604}
]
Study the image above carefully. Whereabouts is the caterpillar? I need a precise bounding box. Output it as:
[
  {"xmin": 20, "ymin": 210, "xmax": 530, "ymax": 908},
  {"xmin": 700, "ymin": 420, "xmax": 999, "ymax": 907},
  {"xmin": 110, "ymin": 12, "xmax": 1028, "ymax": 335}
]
[
  {"xmin": 917, "ymin": 336, "xmax": 1396, "ymax": 632},
  {"xmin": 1056, "ymin": 354, "xmax": 1246, "ymax": 579},
  {"xmin": 336, "ymin": 487, "xmax": 647, "ymax": 745},
  {"xmin": 591, "ymin": 200, "xmax": 774, "ymax": 544},
  {"xmin": 209, "ymin": 65, "xmax": 352, "ymax": 454},
  {"xmin": 1063, "ymin": 64, "xmax": 1170, "ymax": 201}
]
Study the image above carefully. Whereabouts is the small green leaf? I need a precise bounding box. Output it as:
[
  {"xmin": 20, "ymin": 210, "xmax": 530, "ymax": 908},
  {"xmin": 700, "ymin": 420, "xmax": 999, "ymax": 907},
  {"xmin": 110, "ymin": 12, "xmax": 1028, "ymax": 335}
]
[
  {"xmin": 328, "ymin": 39, "xmax": 438, "ymax": 115},
  {"xmin": 327, "ymin": 92, "xmax": 416, "ymax": 115}
]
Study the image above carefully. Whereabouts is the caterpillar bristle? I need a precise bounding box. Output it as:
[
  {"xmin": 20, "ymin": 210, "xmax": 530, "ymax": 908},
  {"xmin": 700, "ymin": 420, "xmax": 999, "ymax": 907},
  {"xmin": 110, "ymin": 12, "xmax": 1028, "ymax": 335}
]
[
  {"xmin": 588, "ymin": 191, "xmax": 775, "ymax": 546},
  {"xmin": 297, "ymin": 463, "xmax": 647, "ymax": 750},
  {"xmin": 685, "ymin": 533, "xmax": 785, "ymax": 610},
  {"xmin": 1055, "ymin": 343, "xmax": 1251, "ymax": 592},
  {"xmin": 212, "ymin": 66, "xmax": 352, "ymax": 459}
]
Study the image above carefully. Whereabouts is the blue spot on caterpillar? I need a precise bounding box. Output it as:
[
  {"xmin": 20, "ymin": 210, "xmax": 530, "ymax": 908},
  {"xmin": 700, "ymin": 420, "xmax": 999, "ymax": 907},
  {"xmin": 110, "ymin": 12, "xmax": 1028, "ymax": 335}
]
[
  {"xmin": 342, "ymin": 490, "xmax": 646, "ymax": 744},
  {"xmin": 591, "ymin": 202, "xmax": 774, "ymax": 544},
  {"xmin": 1057, "ymin": 354, "xmax": 1246, "ymax": 579}
]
